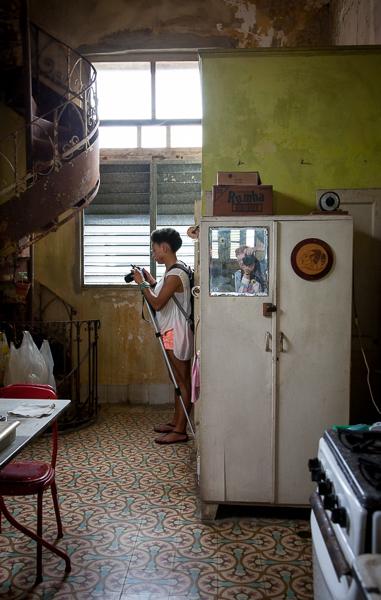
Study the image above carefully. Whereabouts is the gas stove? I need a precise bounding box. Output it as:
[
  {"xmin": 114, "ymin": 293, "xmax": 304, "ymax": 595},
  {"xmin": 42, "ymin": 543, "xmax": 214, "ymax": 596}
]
[
  {"xmin": 324, "ymin": 429, "xmax": 381, "ymax": 512},
  {"xmin": 309, "ymin": 429, "xmax": 381, "ymax": 600}
]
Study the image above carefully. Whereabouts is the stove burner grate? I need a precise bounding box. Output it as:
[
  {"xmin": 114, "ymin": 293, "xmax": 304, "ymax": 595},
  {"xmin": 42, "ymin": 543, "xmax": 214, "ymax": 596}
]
[
  {"xmin": 359, "ymin": 457, "xmax": 381, "ymax": 490},
  {"xmin": 337, "ymin": 430, "xmax": 381, "ymax": 454}
]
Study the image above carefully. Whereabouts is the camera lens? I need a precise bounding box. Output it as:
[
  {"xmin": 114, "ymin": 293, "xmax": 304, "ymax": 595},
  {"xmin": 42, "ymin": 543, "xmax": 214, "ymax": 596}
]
[
  {"xmin": 242, "ymin": 255, "xmax": 255, "ymax": 266},
  {"xmin": 124, "ymin": 273, "xmax": 134, "ymax": 283}
]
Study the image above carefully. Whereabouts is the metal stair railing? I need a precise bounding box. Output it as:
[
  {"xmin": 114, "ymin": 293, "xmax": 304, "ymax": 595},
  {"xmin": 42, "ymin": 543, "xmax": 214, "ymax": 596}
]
[
  {"xmin": 1, "ymin": 282, "xmax": 100, "ymax": 430},
  {"xmin": 34, "ymin": 280, "xmax": 77, "ymax": 323},
  {"xmin": 1, "ymin": 319, "xmax": 100, "ymax": 431},
  {"xmin": 0, "ymin": 22, "xmax": 99, "ymax": 249}
]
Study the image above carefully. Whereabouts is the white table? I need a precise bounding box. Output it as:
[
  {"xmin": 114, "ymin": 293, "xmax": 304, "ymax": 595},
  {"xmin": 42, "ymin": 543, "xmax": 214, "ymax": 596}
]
[
  {"xmin": 0, "ymin": 399, "xmax": 71, "ymax": 468},
  {"xmin": 0, "ymin": 398, "xmax": 71, "ymax": 578}
]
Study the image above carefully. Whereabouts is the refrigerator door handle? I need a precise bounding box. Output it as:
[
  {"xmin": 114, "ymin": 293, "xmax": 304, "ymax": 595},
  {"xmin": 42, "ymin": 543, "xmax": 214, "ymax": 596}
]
[
  {"xmin": 279, "ymin": 331, "xmax": 286, "ymax": 352},
  {"xmin": 265, "ymin": 331, "xmax": 272, "ymax": 352}
]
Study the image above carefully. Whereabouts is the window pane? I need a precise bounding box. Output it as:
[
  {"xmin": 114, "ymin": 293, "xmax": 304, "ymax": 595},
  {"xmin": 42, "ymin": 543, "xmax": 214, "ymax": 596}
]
[
  {"xmin": 83, "ymin": 162, "xmax": 151, "ymax": 285},
  {"xmin": 141, "ymin": 126, "xmax": 166, "ymax": 148},
  {"xmin": 83, "ymin": 222, "xmax": 150, "ymax": 285},
  {"xmin": 83, "ymin": 162, "xmax": 201, "ymax": 285},
  {"xmin": 171, "ymin": 125, "xmax": 202, "ymax": 148},
  {"xmin": 156, "ymin": 61, "xmax": 202, "ymax": 119},
  {"xmin": 96, "ymin": 62, "xmax": 151, "ymax": 119},
  {"xmin": 99, "ymin": 126, "xmax": 137, "ymax": 148}
]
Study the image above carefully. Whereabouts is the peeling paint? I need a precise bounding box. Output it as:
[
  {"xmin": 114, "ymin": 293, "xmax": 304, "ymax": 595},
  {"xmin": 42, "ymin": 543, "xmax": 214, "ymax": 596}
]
[
  {"xmin": 225, "ymin": 0, "xmax": 257, "ymax": 42},
  {"xmin": 112, "ymin": 300, "xmax": 135, "ymax": 309},
  {"xmin": 330, "ymin": 0, "xmax": 381, "ymax": 44},
  {"xmin": 92, "ymin": 293, "xmax": 136, "ymax": 309},
  {"xmin": 30, "ymin": 0, "xmax": 330, "ymax": 52},
  {"xmin": 217, "ymin": 0, "xmax": 321, "ymax": 48}
]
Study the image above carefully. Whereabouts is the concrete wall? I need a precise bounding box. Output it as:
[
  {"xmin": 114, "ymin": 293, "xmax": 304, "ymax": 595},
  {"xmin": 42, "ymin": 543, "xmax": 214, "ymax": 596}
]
[
  {"xmin": 34, "ymin": 148, "xmax": 201, "ymax": 404},
  {"xmin": 34, "ymin": 213, "xmax": 175, "ymax": 404},
  {"xmin": 27, "ymin": 0, "xmax": 329, "ymax": 406},
  {"xmin": 9, "ymin": 1, "xmax": 379, "ymax": 404},
  {"xmin": 32, "ymin": 0, "xmax": 377, "ymax": 406},
  {"xmin": 330, "ymin": 0, "xmax": 381, "ymax": 44},
  {"xmin": 29, "ymin": 0, "xmax": 330, "ymax": 53}
]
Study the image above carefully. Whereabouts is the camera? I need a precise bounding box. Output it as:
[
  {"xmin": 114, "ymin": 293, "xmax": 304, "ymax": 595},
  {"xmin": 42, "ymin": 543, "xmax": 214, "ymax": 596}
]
[
  {"xmin": 124, "ymin": 264, "xmax": 142, "ymax": 284},
  {"xmin": 242, "ymin": 254, "xmax": 256, "ymax": 267},
  {"xmin": 124, "ymin": 272, "xmax": 135, "ymax": 283}
]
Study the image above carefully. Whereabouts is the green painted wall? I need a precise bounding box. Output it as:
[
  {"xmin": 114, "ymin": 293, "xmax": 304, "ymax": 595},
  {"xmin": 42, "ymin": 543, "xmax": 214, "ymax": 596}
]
[{"xmin": 200, "ymin": 47, "xmax": 381, "ymax": 214}]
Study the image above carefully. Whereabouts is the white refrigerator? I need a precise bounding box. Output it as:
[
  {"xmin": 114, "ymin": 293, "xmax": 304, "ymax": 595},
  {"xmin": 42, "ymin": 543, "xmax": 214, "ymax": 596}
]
[{"xmin": 198, "ymin": 215, "xmax": 353, "ymax": 517}]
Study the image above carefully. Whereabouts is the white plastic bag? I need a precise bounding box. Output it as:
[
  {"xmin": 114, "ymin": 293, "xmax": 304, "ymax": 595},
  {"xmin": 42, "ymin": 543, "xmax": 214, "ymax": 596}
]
[
  {"xmin": 40, "ymin": 339, "xmax": 56, "ymax": 390},
  {"xmin": 0, "ymin": 332, "xmax": 10, "ymax": 386},
  {"xmin": 4, "ymin": 331, "xmax": 48, "ymax": 385}
]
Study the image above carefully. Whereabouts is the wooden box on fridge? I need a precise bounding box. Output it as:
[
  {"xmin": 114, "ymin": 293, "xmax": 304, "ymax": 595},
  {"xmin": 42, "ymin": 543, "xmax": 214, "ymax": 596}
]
[{"xmin": 212, "ymin": 184, "xmax": 273, "ymax": 216}]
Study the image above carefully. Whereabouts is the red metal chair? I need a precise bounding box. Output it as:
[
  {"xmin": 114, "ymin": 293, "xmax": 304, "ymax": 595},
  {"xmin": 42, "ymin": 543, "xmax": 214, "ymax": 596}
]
[{"xmin": 0, "ymin": 383, "xmax": 65, "ymax": 583}]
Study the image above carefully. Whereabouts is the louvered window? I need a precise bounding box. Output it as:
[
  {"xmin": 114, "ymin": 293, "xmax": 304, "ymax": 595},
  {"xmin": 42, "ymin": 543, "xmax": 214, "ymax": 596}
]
[{"xmin": 83, "ymin": 161, "xmax": 200, "ymax": 285}]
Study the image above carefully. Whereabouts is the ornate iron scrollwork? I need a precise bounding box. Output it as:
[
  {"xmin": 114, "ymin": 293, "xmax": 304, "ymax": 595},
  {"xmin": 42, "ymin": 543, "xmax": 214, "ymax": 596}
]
[{"xmin": 0, "ymin": 22, "xmax": 98, "ymax": 203}]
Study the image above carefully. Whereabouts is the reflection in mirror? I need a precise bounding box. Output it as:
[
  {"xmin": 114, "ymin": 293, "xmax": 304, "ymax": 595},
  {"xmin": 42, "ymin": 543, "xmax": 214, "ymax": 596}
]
[{"xmin": 209, "ymin": 227, "xmax": 269, "ymax": 296}]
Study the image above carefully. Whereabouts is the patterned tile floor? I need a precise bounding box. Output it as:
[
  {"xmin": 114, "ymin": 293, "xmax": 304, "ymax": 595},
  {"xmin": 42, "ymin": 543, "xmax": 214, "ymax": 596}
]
[{"xmin": 0, "ymin": 405, "xmax": 313, "ymax": 599}]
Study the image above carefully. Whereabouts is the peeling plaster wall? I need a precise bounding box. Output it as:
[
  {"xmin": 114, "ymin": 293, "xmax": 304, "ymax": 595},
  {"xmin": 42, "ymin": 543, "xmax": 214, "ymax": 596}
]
[
  {"xmin": 34, "ymin": 216, "xmax": 172, "ymax": 403},
  {"xmin": 330, "ymin": 0, "xmax": 381, "ymax": 44},
  {"xmin": 29, "ymin": 0, "xmax": 330, "ymax": 53}
]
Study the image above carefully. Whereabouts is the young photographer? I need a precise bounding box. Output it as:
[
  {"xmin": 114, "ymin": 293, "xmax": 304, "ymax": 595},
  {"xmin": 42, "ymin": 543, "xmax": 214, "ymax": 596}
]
[
  {"xmin": 234, "ymin": 245, "xmax": 266, "ymax": 294},
  {"xmin": 131, "ymin": 228, "xmax": 193, "ymax": 445}
]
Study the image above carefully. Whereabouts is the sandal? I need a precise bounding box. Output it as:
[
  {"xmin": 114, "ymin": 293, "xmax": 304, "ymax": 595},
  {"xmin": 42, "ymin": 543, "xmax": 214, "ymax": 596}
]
[
  {"xmin": 155, "ymin": 431, "xmax": 189, "ymax": 445},
  {"xmin": 153, "ymin": 422, "xmax": 175, "ymax": 433}
]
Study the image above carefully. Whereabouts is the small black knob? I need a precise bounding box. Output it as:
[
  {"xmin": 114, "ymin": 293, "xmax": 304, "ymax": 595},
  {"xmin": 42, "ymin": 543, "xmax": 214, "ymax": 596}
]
[
  {"xmin": 318, "ymin": 480, "xmax": 333, "ymax": 495},
  {"xmin": 323, "ymin": 494, "xmax": 337, "ymax": 510},
  {"xmin": 311, "ymin": 468, "xmax": 326, "ymax": 483},
  {"xmin": 308, "ymin": 458, "xmax": 320, "ymax": 471},
  {"xmin": 331, "ymin": 507, "xmax": 347, "ymax": 528},
  {"xmin": 308, "ymin": 458, "xmax": 326, "ymax": 482}
]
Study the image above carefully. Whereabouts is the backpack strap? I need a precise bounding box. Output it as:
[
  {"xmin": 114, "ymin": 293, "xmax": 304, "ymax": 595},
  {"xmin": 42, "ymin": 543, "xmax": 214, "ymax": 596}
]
[
  {"xmin": 172, "ymin": 295, "xmax": 192, "ymax": 324},
  {"xmin": 167, "ymin": 262, "xmax": 190, "ymax": 276},
  {"xmin": 166, "ymin": 263, "xmax": 192, "ymax": 324}
]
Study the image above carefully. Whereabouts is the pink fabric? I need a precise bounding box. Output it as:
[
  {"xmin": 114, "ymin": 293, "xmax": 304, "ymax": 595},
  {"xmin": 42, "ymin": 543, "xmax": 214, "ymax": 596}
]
[
  {"xmin": 191, "ymin": 351, "xmax": 200, "ymax": 403},
  {"xmin": 162, "ymin": 329, "xmax": 174, "ymax": 350}
]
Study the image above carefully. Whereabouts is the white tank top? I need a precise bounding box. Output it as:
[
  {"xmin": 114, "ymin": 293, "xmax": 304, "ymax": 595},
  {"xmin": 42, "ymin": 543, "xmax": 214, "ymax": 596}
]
[{"xmin": 154, "ymin": 267, "xmax": 193, "ymax": 361}]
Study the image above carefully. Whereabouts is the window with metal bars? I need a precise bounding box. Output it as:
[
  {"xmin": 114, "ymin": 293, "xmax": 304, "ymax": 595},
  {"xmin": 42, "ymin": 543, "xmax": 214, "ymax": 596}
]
[{"xmin": 82, "ymin": 161, "xmax": 200, "ymax": 285}]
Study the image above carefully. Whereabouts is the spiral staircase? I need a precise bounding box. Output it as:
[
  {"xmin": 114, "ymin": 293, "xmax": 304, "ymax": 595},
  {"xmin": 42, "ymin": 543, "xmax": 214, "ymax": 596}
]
[{"xmin": 0, "ymin": 21, "xmax": 100, "ymax": 257}]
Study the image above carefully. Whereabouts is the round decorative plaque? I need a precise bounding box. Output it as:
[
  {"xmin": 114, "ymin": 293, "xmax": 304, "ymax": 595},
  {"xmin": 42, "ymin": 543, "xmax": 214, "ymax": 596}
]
[{"xmin": 291, "ymin": 238, "xmax": 334, "ymax": 281}]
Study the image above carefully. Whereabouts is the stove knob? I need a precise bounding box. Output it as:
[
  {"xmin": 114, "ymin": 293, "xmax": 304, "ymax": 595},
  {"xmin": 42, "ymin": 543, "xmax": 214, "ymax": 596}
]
[
  {"xmin": 318, "ymin": 480, "xmax": 333, "ymax": 495},
  {"xmin": 308, "ymin": 458, "xmax": 320, "ymax": 470},
  {"xmin": 311, "ymin": 468, "xmax": 326, "ymax": 482},
  {"xmin": 331, "ymin": 507, "xmax": 347, "ymax": 528},
  {"xmin": 323, "ymin": 494, "xmax": 337, "ymax": 510},
  {"xmin": 308, "ymin": 458, "xmax": 326, "ymax": 482}
]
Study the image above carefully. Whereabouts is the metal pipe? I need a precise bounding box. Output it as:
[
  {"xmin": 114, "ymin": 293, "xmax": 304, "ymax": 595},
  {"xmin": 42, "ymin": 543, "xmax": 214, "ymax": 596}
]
[
  {"xmin": 150, "ymin": 161, "xmax": 157, "ymax": 276},
  {"xmin": 143, "ymin": 298, "xmax": 195, "ymax": 437},
  {"xmin": 310, "ymin": 492, "xmax": 352, "ymax": 581},
  {"xmin": 21, "ymin": 0, "xmax": 33, "ymax": 171},
  {"xmin": 87, "ymin": 321, "xmax": 91, "ymax": 410},
  {"xmin": 75, "ymin": 321, "xmax": 81, "ymax": 420}
]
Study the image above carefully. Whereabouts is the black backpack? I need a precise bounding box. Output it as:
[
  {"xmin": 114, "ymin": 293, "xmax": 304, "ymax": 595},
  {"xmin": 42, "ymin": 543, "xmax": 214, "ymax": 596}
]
[{"xmin": 167, "ymin": 262, "xmax": 195, "ymax": 332}]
